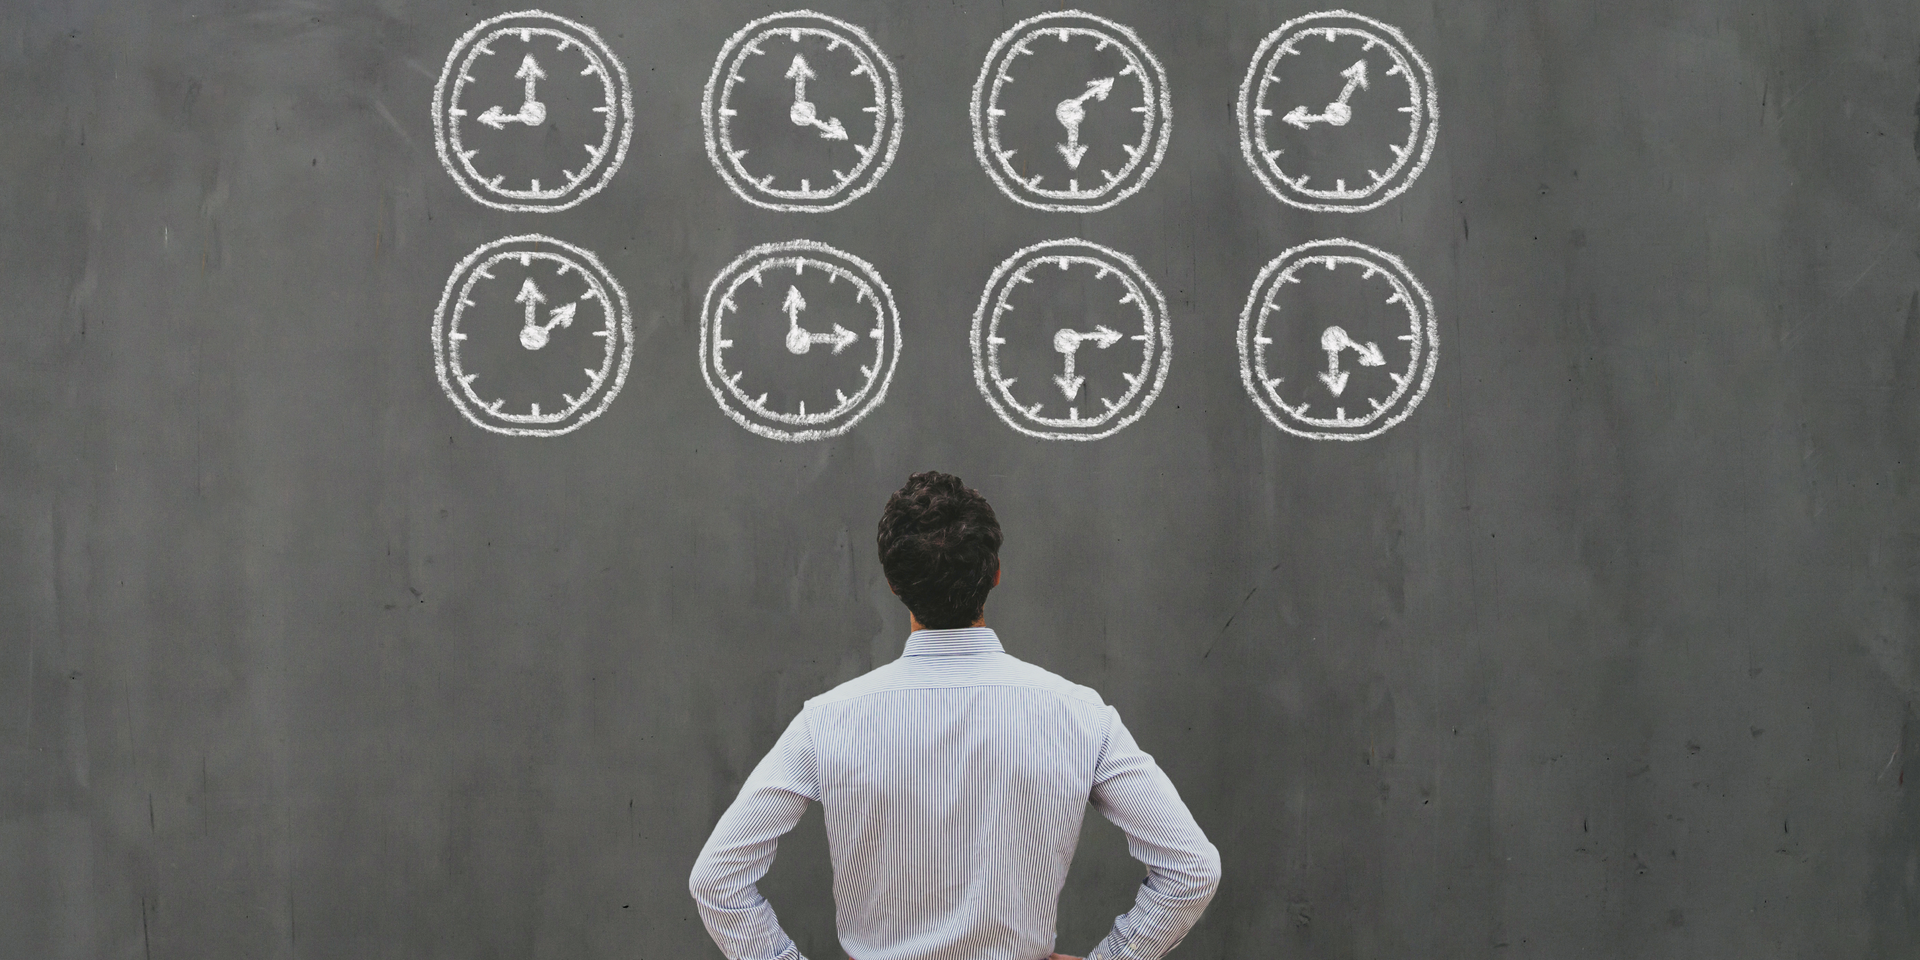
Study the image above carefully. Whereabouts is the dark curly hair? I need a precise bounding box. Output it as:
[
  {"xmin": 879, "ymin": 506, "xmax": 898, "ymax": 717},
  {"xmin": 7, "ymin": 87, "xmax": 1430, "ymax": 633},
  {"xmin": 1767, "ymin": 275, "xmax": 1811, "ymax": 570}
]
[{"xmin": 877, "ymin": 472, "xmax": 1003, "ymax": 630}]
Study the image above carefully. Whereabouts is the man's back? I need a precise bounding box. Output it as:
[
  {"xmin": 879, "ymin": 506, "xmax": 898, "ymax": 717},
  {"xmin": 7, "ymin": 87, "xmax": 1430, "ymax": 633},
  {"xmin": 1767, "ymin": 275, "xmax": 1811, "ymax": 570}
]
[
  {"xmin": 690, "ymin": 628, "xmax": 1220, "ymax": 960},
  {"xmin": 691, "ymin": 473, "xmax": 1218, "ymax": 960}
]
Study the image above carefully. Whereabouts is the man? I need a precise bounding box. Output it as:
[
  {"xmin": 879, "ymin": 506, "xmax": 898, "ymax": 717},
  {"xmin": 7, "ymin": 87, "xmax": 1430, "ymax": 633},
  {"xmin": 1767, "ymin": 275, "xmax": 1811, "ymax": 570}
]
[{"xmin": 690, "ymin": 472, "xmax": 1220, "ymax": 960}]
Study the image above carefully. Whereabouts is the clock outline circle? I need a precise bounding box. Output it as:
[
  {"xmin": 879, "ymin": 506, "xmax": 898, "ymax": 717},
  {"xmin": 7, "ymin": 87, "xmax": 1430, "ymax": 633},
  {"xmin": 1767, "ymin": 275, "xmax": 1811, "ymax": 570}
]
[
  {"xmin": 971, "ymin": 239, "xmax": 1172, "ymax": 441},
  {"xmin": 1237, "ymin": 10, "xmax": 1437, "ymax": 212},
  {"xmin": 1237, "ymin": 238, "xmax": 1437, "ymax": 441},
  {"xmin": 971, "ymin": 11, "xmax": 1172, "ymax": 213},
  {"xmin": 432, "ymin": 10, "xmax": 634, "ymax": 213},
  {"xmin": 433, "ymin": 234, "xmax": 635, "ymax": 437},
  {"xmin": 699, "ymin": 240, "xmax": 902, "ymax": 442},
  {"xmin": 702, "ymin": 11, "xmax": 904, "ymax": 213}
]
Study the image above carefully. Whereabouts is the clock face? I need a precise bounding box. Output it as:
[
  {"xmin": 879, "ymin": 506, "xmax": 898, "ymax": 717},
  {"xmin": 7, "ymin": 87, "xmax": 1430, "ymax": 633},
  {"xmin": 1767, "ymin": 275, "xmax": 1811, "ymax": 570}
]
[
  {"xmin": 1238, "ymin": 11, "xmax": 1436, "ymax": 212},
  {"xmin": 972, "ymin": 12, "xmax": 1170, "ymax": 212},
  {"xmin": 972, "ymin": 240, "xmax": 1170, "ymax": 441},
  {"xmin": 435, "ymin": 235, "xmax": 634, "ymax": 437},
  {"xmin": 703, "ymin": 11, "xmax": 903, "ymax": 212},
  {"xmin": 1238, "ymin": 239, "xmax": 1436, "ymax": 440},
  {"xmin": 433, "ymin": 11, "xmax": 633, "ymax": 212},
  {"xmin": 701, "ymin": 241, "xmax": 901, "ymax": 441}
]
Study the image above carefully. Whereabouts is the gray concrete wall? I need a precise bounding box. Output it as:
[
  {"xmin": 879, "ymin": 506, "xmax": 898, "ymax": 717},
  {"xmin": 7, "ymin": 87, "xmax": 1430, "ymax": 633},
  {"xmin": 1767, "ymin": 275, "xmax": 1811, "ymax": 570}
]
[{"xmin": 0, "ymin": 1, "xmax": 1915, "ymax": 957}]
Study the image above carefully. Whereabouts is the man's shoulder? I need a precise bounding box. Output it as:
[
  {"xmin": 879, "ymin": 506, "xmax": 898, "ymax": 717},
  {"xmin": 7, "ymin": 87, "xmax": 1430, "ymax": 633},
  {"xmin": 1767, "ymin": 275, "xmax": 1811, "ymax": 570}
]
[
  {"xmin": 988, "ymin": 654, "xmax": 1108, "ymax": 706},
  {"xmin": 804, "ymin": 649, "xmax": 1108, "ymax": 712}
]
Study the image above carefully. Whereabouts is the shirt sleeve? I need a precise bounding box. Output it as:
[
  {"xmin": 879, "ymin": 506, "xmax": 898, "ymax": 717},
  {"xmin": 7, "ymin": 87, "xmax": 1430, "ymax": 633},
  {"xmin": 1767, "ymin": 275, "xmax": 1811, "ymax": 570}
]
[
  {"xmin": 689, "ymin": 709, "xmax": 824, "ymax": 960},
  {"xmin": 1086, "ymin": 708, "xmax": 1222, "ymax": 960}
]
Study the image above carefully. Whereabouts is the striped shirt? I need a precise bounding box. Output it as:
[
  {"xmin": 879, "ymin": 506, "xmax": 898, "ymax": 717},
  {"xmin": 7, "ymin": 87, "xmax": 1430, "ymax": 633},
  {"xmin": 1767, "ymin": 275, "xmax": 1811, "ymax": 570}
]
[{"xmin": 689, "ymin": 628, "xmax": 1220, "ymax": 960}]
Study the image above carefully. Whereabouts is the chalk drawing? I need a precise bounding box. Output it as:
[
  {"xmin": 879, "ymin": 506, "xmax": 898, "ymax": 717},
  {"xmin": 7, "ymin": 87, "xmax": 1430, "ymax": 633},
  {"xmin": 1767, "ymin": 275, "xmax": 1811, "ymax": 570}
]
[
  {"xmin": 434, "ymin": 235, "xmax": 635, "ymax": 437},
  {"xmin": 703, "ymin": 11, "xmax": 903, "ymax": 212},
  {"xmin": 433, "ymin": 10, "xmax": 634, "ymax": 212},
  {"xmin": 972, "ymin": 239, "xmax": 1171, "ymax": 441},
  {"xmin": 1237, "ymin": 11, "xmax": 1436, "ymax": 212},
  {"xmin": 1237, "ymin": 239, "xmax": 1436, "ymax": 440},
  {"xmin": 972, "ymin": 11, "xmax": 1171, "ymax": 212},
  {"xmin": 700, "ymin": 241, "xmax": 901, "ymax": 441}
]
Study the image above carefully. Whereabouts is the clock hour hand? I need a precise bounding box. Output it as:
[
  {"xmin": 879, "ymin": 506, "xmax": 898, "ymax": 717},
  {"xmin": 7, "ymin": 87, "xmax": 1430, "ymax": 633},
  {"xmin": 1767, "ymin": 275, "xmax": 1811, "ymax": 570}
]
[
  {"xmin": 1050, "ymin": 324, "xmax": 1123, "ymax": 398},
  {"xmin": 516, "ymin": 277, "xmax": 577, "ymax": 350},
  {"xmin": 478, "ymin": 54, "xmax": 550, "ymax": 129},
  {"xmin": 785, "ymin": 55, "xmax": 849, "ymax": 141},
  {"xmin": 1053, "ymin": 76, "xmax": 1116, "ymax": 169},
  {"xmin": 1316, "ymin": 324, "xmax": 1385, "ymax": 396},
  {"xmin": 1282, "ymin": 59, "xmax": 1369, "ymax": 129},
  {"xmin": 781, "ymin": 286, "xmax": 857, "ymax": 355}
]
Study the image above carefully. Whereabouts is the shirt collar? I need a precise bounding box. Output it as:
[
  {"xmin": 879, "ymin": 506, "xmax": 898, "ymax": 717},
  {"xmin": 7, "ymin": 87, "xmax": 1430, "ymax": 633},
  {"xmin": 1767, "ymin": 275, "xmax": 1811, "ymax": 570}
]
[{"xmin": 901, "ymin": 627, "xmax": 1004, "ymax": 658}]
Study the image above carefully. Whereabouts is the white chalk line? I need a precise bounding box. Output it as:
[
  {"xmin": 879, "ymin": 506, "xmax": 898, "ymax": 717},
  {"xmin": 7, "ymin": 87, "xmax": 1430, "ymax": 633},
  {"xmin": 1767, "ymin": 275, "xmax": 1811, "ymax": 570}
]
[
  {"xmin": 448, "ymin": 250, "xmax": 617, "ymax": 423},
  {"xmin": 702, "ymin": 11, "xmax": 904, "ymax": 212},
  {"xmin": 1236, "ymin": 239, "xmax": 1436, "ymax": 441},
  {"xmin": 433, "ymin": 235, "xmax": 635, "ymax": 437},
  {"xmin": 715, "ymin": 26, "xmax": 888, "ymax": 202},
  {"xmin": 1248, "ymin": 256, "xmax": 1415, "ymax": 424},
  {"xmin": 971, "ymin": 11, "xmax": 1171, "ymax": 212},
  {"xmin": 1250, "ymin": 31, "xmax": 1419, "ymax": 199},
  {"xmin": 1236, "ymin": 10, "xmax": 1437, "ymax": 212},
  {"xmin": 986, "ymin": 255, "xmax": 1155, "ymax": 429},
  {"xmin": 712, "ymin": 257, "xmax": 879, "ymax": 425},
  {"xmin": 971, "ymin": 239, "xmax": 1171, "ymax": 441},
  {"xmin": 447, "ymin": 26, "xmax": 614, "ymax": 200},
  {"xmin": 699, "ymin": 240, "xmax": 902, "ymax": 441},
  {"xmin": 432, "ymin": 11, "xmax": 634, "ymax": 213}
]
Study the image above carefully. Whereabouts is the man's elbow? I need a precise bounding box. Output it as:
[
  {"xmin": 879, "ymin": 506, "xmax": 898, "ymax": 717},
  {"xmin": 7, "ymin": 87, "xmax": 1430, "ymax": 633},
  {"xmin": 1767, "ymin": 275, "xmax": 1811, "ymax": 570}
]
[
  {"xmin": 1188, "ymin": 841, "xmax": 1223, "ymax": 902},
  {"xmin": 688, "ymin": 853, "xmax": 727, "ymax": 908},
  {"xmin": 1190, "ymin": 844, "xmax": 1221, "ymax": 894}
]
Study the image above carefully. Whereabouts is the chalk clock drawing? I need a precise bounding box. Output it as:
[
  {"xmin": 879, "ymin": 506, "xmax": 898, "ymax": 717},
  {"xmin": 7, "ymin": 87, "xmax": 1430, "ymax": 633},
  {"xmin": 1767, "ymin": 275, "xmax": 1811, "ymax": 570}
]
[
  {"xmin": 972, "ymin": 240, "xmax": 1171, "ymax": 441},
  {"xmin": 434, "ymin": 235, "xmax": 635, "ymax": 437},
  {"xmin": 1237, "ymin": 11, "xmax": 1437, "ymax": 212},
  {"xmin": 703, "ymin": 11, "xmax": 904, "ymax": 212},
  {"xmin": 700, "ymin": 241, "xmax": 901, "ymax": 441},
  {"xmin": 971, "ymin": 11, "xmax": 1171, "ymax": 212},
  {"xmin": 432, "ymin": 10, "xmax": 634, "ymax": 212},
  {"xmin": 1238, "ymin": 239, "xmax": 1435, "ymax": 440}
]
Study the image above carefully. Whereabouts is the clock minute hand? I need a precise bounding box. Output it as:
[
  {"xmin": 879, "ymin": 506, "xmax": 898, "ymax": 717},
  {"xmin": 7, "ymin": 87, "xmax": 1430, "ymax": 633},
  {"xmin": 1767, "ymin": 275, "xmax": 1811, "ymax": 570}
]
[
  {"xmin": 1054, "ymin": 76, "xmax": 1116, "ymax": 169},
  {"xmin": 516, "ymin": 277, "xmax": 550, "ymax": 349},
  {"xmin": 1282, "ymin": 59, "xmax": 1369, "ymax": 129},
  {"xmin": 514, "ymin": 54, "xmax": 549, "ymax": 124},
  {"xmin": 785, "ymin": 55, "xmax": 849, "ymax": 141}
]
